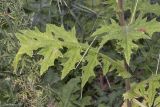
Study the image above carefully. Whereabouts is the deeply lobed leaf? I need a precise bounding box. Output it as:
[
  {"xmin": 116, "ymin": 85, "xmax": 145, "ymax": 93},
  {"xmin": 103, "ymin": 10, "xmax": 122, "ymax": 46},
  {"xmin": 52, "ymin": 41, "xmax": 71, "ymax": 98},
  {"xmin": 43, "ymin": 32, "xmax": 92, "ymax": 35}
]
[
  {"xmin": 124, "ymin": 75, "xmax": 160, "ymax": 107},
  {"xmin": 92, "ymin": 18, "xmax": 160, "ymax": 65},
  {"xmin": 13, "ymin": 24, "xmax": 131, "ymax": 88}
]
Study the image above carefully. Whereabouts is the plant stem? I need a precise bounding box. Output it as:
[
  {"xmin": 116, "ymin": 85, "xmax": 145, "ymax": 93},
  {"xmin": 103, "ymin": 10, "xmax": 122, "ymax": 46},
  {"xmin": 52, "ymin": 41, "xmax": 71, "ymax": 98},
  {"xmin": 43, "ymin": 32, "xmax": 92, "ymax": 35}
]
[
  {"xmin": 156, "ymin": 53, "xmax": 160, "ymax": 75},
  {"xmin": 130, "ymin": 0, "xmax": 139, "ymax": 24},
  {"xmin": 117, "ymin": 0, "xmax": 125, "ymax": 26},
  {"xmin": 76, "ymin": 36, "xmax": 97, "ymax": 69},
  {"xmin": 117, "ymin": 0, "xmax": 132, "ymax": 107}
]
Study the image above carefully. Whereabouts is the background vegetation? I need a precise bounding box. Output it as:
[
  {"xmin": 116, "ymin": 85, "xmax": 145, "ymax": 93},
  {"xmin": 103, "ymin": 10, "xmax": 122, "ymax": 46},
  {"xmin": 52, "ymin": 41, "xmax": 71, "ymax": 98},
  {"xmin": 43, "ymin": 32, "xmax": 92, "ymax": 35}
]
[{"xmin": 0, "ymin": 0, "xmax": 160, "ymax": 107}]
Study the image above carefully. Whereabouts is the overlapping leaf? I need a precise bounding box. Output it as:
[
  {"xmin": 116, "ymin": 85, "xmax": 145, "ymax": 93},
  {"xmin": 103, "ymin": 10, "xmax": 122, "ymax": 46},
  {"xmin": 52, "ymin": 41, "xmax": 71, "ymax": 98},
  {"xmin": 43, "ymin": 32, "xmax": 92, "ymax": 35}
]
[
  {"xmin": 13, "ymin": 28, "xmax": 63, "ymax": 75},
  {"xmin": 13, "ymin": 24, "xmax": 131, "ymax": 88},
  {"xmin": 45, "ymin": 25, "xmax": 82, "ymax": 79},
  {"xmin": 92, "ymin": 18, "xmax": 160, "ymax": 65},
  {"xmin": 61, "ymin": 48, "xmax": 81, "ymax": 79},
  {"xmin": 59, "ymin": 77, "xmax": 80, "ymax": 107},
  {"xmin": 13, "ymin": 25, "xmax": 81, "ymax": 76},
  {"xmin": 55, "ymin": 77, "xmax": 92, "ymax": 107},
  {"xmin": 81, "ymin": 52, "xmax": 99, "ymax": 88},
  {"xmin": 101, "ymin": 54, "xmax": 131, "ymax": 78},
  {"xmin": 124, "ymin": 75, "xmax": 160, "ymax": 107}
]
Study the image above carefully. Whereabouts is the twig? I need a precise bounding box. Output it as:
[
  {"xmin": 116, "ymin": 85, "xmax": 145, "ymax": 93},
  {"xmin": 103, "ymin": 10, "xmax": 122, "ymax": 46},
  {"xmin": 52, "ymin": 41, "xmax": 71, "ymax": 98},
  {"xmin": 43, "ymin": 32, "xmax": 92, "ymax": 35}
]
[
  {"xmin": 105, "ymin": 76, "xmax": 111, "ymax": 89},
  {"xmin": 75, "ymin": 36, "xmax": 97, "ymax": 69},
  {"xmin": 99, "ymin": 63, "xmax": 111, "ymax": 89},
  {"xmin": 156, "ymin": 53, "xmax": 160, "ymax": 75},
  {"xmin": 130, "ymin": 0, "xmax": 139, "ymax": 24}
]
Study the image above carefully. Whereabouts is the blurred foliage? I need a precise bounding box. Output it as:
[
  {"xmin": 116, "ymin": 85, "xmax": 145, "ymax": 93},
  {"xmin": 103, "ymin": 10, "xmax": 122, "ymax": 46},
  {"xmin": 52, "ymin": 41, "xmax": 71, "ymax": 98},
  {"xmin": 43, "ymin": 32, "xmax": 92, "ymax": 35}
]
[{"xmin": 0, "ymin": 0, "xmax": 160, "ymax": 107}]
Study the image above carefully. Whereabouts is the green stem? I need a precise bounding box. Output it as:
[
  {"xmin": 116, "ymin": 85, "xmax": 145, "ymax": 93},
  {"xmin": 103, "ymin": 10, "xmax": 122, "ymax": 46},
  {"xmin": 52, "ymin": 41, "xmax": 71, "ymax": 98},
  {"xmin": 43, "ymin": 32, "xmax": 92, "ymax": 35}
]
[
  {"xmin": 156, "ymin": 53, "xmax": 160, "ymax": 75},
  {"xmin": 76, "ymin": 36, "xmax": 97, "ymax": 69},
  {"xmin": 130, "ymin": 0, "xmax": 139, "ymax": 24}
]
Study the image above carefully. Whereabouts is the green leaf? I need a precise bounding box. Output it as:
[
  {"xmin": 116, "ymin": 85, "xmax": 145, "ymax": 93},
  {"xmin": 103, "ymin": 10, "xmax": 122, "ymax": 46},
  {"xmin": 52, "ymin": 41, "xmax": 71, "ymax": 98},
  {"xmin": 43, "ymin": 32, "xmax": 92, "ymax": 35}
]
[
  {"xmin": 132, "ymin": 18, "xmax": 160, "ymax": 36},
  {"xmin": 46, "ymin": 25, "xmax": 82, "ymax": 79},
  {"xmin": 91, "ymin": 20, "xmax": 120, "ymax": 49},
  {"xmin": 38, "ymin": 46, "xmax": 63, "ymax": 75},
  {"xmin": 101, "ymin": 55, "xmax": 131, "ymax": 78},
  {"xmin": 135, "ymin": 0, "xmax": 160, "ymax": 16},
  {"xmin": 59, "ymin": 77, "xmax": 80, "ymax": 107},
  {"xmin": 108, "ymin": 0, "xmax": 160, "ymax": 15},
  {"xmin": 13, "ymin": 24, "xmax": 132, "ymax": 88},
  {"xmin": 101, "ymin": 56, "xmax": 110, "ymax": 75},
  {"xmin": 61, "ymin": 48, "xmax": 81, "ymax": 79},
  {"xmin": 46, "ymin": 24, "xmax": 78, "ymax": 44},
  {"xmin": 81, "ymin": 52, "xmax": 99, "ymax": 88},
  {"xmin": 80, "ymin": 96, "xmax": 92, "ymax": 107},
  {"xmin": 13, "ymin": 28, "xmax": 63, "ymax": 75},
  {"xmin": 154, "ymin": 96, "xmax": 160, "ymax": 107},
  {"xmin": 92, "ymin": 18, "xmax": 160, "ymax": 65},
  {"xmin": 124, "ymin": 75, "xmax": 160, "ymax": 106}
]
